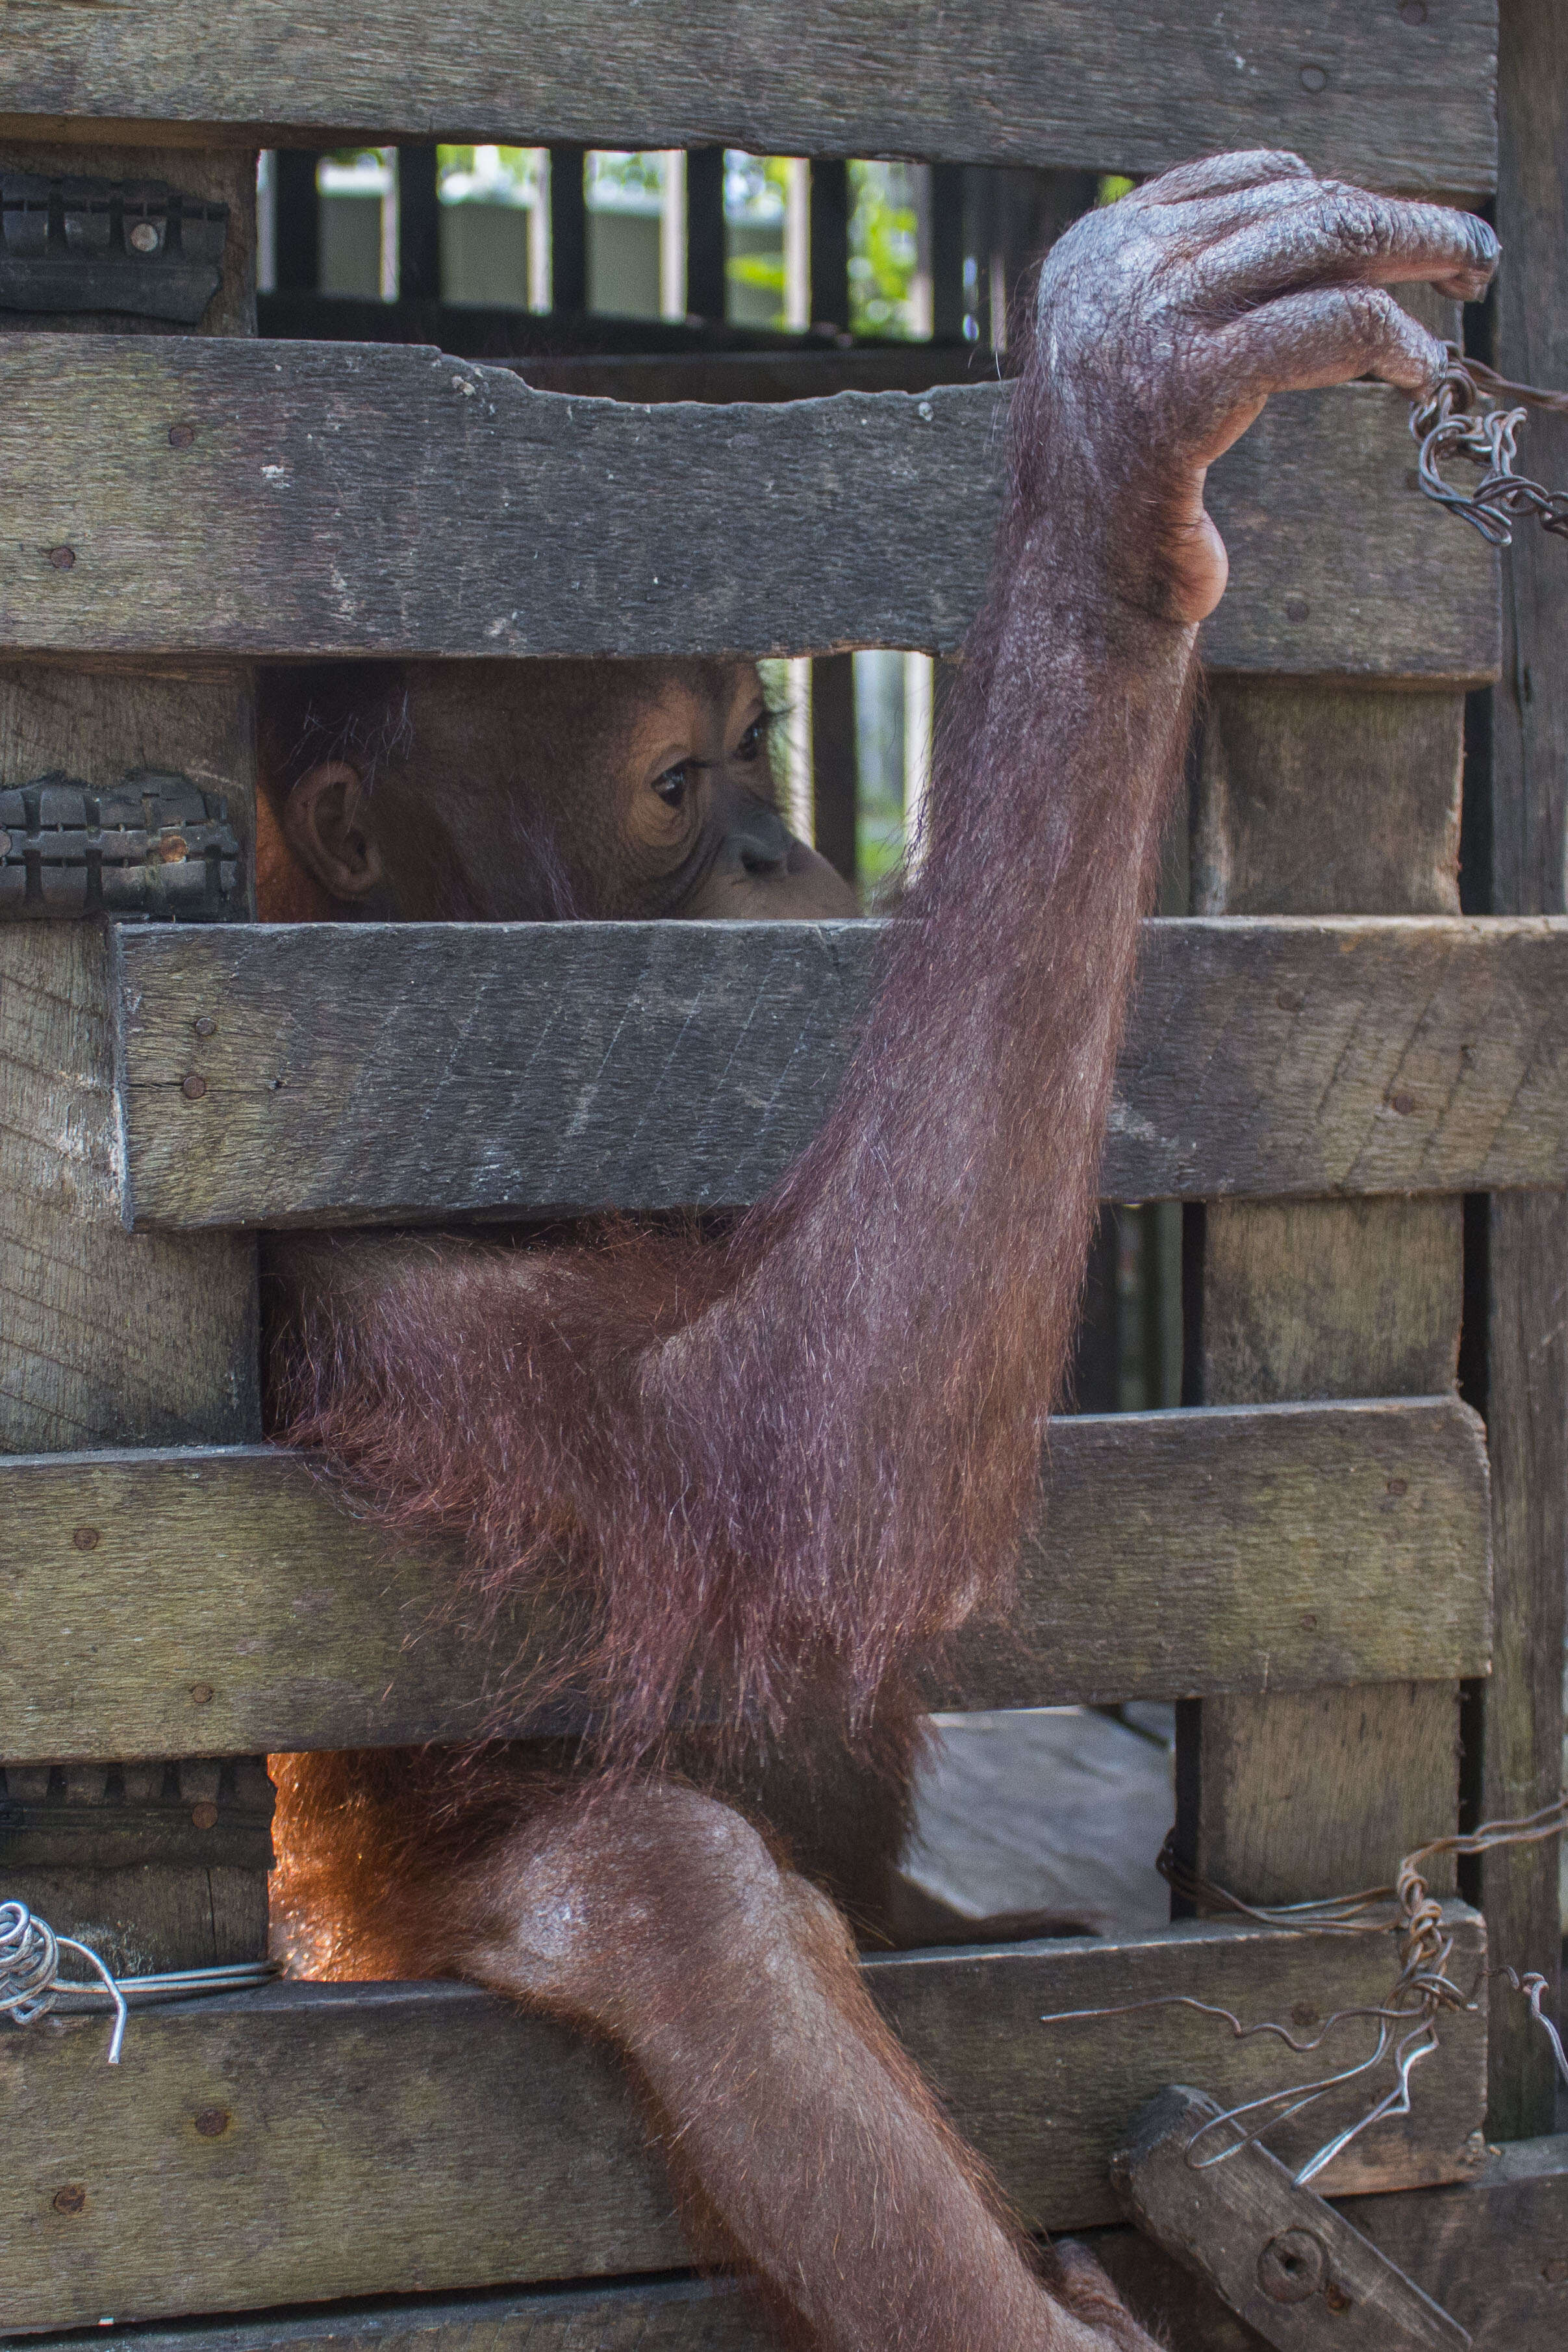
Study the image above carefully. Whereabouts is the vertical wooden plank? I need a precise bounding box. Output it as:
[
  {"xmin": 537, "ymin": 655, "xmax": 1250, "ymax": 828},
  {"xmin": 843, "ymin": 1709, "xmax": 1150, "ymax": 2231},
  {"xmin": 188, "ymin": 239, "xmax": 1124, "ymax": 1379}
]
[
  {"xmin": 810, "ymin": 650, "xmax": 857, "ymax": 889},
  {"xmin": 808, "ymin": 156, "xmax": 850, "ymax": 333},
  {"xmin": 0, "ymin": 140, "xmax": 267, "ymax": 1969},
  {"xmin": 273, "ymin": 149, "xmax": 321, "ymax": 295},
  {"xmin": 1186, "ymin": 683, "xmax": 1471, "ymax": 1906},
  {"xmin": 930, "ymin": 161, "xmax": 967, "ymax": 342},
  {"xmin": 397, "ymin": 144, "xmax": 441, "ymax": 301},
  {"xmin": 1483, "ymin": 0, "xmax": 1568, "ymax": 2141},
  {"xmin": 685, "ymin": 146, "xmax": 727, "ymax": 322},
  {"xmin": 550, "ymin": 144, "xmax": 588, "ymax": 314}
]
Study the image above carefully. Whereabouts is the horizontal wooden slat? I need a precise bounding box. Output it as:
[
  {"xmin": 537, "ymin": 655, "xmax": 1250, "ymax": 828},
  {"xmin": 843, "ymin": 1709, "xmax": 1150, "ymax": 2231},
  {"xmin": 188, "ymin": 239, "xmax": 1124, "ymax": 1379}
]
[
  {"xmin": 0, "ymin": 3, "xmax": 1497, "ymax": 190},
  {"xmin": 34, "ymin": 2136, "xmax": 1565, "ymax": 2352},
  {"xmin": 0, "ymin": 1398, "xmax": 1489, "ymax": 1762},
  {"xmin": 0, "ymin": 1910, "xmax": 1489, "ymax": 2333},
  {"xmin": 0, "ymin": 337, "xmax": 1498, "ymax": 676},
  {"xmin": 114, "ymin": 917, "xmax": 1568, "ymax": 1228}
]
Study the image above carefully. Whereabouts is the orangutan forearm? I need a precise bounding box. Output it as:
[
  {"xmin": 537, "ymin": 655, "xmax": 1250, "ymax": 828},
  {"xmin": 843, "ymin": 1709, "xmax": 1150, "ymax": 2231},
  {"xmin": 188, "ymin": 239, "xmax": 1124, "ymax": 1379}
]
[{"xmin": 451, "ymin": 1780, "xmax": 1148, "ymax": 2352}]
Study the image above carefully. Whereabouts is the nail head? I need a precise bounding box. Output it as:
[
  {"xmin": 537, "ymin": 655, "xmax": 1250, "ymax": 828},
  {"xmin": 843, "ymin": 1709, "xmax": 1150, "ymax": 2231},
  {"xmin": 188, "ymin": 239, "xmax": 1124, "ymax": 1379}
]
[
  {"xmin": 193, "ymin": 1015, "xmax": 217, "ymax": 1037},
  {"xmin": 181, "ymin": 1072, "xmax": 208, "ymax": 1101},
  {"xmin": 53, "ymin": 2185, "xmax": 87, "ymax": 2216},
  {"xmin": 168, "ymin": 422, "xmax": 196, "ymax": 449},
  {"xmin": 72, "ymin": 1526, "xmax": 101, "ymax": 1551},
  {"xmin": 1299, "ymin": 64, "xmax": 1328, "ymax": 93},
  {"xmin": 190, "ymin": 1801, "xmax": 220, "ymax": 1831},
  {"xmin": 188, "ymin": 1681, "xmax": 214, "ymax": 1704},
  {"xmin": 48, "ymin": 546, "xmax": 75, "ymax": 572}
]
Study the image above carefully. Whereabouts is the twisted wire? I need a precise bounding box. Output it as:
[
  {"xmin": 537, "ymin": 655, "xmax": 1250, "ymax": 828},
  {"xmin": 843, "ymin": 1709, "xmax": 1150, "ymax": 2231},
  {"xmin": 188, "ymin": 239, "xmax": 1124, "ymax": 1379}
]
[
  {"xmin": 1039, "ymin": 1796, "xmax": 1567, "ymax": 2186},
  {"xmin": 0, "ymin": 1900, "xmax": 127, "ymax": 2064}
]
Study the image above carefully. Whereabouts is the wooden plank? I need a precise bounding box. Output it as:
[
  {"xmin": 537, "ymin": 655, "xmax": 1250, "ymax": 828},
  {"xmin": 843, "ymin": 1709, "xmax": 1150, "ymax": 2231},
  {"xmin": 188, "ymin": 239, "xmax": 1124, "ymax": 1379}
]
[
  {"xmin": 112, "ymin": 915, "xmax": 1568, "ymax": 1230},
  {"xmin": 0, "ymin": 2, "xmax": 1497, "ymax": 190},
  {"xmin": 1182, "ymin": 678, "xmax": 1473, "ymax": 1919},
  {"xmin": 1479, "ymin": 0, "xmax": 1568, "ymax": 2144},
  {"xmin": 34, "ymin": 2140, "xmax": 1567, "ymax": 2352},
  {"xmin": 0, "ymin": 1397, "xmax": 1490, "ymax": 1763},
  {"xmin": 12, "ymin": 2281, "xmax": 776, "ymax": 2352},
  {"xmin": 0, "ymin": 338, "xmax": 1500, "ymax": 679},
  {"xmin": 1085, "ymin": 2136, "xmax": 1568, "ymax": 2350},
  {"xmin": 1110, "ymin": 2084, "xmax": 1469, "ymax": 2349},
  {"xmin": 0, "ymin": 1910, "xmax": 1489, "ymax": 2334}
]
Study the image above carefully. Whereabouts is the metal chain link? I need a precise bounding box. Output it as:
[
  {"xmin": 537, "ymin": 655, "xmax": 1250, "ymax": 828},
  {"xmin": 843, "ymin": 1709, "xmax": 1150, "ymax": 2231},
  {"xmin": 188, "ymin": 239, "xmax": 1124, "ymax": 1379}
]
[{"xmin": 1412, "ymin": 349, "xmax": 1568, "ymax": 547}]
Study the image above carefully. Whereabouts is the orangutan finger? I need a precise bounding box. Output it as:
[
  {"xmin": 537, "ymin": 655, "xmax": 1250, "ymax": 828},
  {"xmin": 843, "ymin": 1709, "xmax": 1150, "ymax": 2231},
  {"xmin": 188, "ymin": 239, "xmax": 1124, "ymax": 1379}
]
[
  {"xmin": 1195, "ymin": 285, "xmax": 1445, "ymax": 464},
  {"xmin": 1136, "ymin": 148, "xmax": 1314, "ymax": 206},
  {"xmin": 1191, "ymin": 186, "xmax": 1498, "ymax": 309}
]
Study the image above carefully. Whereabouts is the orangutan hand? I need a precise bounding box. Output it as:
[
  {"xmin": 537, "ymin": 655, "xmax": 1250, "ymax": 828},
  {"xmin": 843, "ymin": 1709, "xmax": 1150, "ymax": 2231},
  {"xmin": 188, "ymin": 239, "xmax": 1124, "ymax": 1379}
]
[{"xmin": 1033, "ymin": 150, "xmax": 1498, "ymax": 624}]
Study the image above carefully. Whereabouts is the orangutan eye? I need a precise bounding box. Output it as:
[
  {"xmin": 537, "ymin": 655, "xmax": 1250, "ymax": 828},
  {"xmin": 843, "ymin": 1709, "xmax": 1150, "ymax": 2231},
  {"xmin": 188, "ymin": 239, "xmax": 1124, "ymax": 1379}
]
[
  {"xmin": 735, "ymin": 720, "xmax": 765, "ymax": 761},
  {"xmin": 653, "ymin": 764, "xmax": 690, "ymax": 808}
]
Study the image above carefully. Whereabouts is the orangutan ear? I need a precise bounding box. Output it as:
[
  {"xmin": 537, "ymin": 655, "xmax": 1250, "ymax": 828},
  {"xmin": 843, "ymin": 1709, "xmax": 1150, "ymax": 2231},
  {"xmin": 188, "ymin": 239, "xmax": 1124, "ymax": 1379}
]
[{"xmin": 281, "ymin": 760, "xmax": 384, "ymax": 902}]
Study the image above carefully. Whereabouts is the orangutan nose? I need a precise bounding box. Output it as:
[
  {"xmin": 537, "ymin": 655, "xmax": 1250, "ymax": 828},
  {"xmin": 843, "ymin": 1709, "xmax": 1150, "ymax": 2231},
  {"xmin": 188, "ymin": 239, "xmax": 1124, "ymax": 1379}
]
[{"xmin": 724, "ymin": 797, "xmax": 794, "ymax": 878}]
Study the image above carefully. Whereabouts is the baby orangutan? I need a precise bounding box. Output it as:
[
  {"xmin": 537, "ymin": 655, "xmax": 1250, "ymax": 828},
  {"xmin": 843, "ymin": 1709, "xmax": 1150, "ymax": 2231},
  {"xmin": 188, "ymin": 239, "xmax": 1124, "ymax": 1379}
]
[{"xmin": 267, "ymin": 156, "xmax": 1497, "ymax": 2351}]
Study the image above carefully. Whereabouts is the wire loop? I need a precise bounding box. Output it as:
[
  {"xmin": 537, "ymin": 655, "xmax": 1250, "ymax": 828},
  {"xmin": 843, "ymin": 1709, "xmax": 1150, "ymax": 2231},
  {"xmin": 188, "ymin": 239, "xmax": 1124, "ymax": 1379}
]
[{"xmin": 0, "ymin": 1900, "xmax": 127, "ymax": 2064}]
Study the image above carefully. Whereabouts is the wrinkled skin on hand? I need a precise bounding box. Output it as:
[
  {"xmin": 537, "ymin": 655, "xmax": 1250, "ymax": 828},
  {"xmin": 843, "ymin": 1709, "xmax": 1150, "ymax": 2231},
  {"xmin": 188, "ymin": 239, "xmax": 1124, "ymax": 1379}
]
[{"xmin": 1032, "ymin": 149, "xmax": 1498, "ymax": 623}]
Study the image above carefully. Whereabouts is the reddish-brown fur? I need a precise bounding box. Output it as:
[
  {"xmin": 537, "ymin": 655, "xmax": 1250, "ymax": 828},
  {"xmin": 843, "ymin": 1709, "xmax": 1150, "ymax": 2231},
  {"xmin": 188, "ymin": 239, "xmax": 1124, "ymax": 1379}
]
[{"xmin": 266, "ymin": 157, "xmax": 1497, "ymax": 2350}]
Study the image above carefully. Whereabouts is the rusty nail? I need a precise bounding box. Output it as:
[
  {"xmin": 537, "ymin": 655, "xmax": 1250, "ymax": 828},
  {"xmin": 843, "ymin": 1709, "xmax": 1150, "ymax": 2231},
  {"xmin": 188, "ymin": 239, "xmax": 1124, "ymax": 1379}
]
[
  {"xmin": 47, "ymin": 546, "xmax": 75, "ymax": 572},
  {"xmin": 194, "ymin": 1015, "xmax": 217, "ymax": 1038},
  {"xmin": 1284, "ymin": 597, "xmax": 1309, "ymax": 624},
  {"xmin": 52, "ymin": 2184, "xmax": 87, "ymax": 2216},
  {"xmin": 1275, "ymin": 989, "xmax": 1304, "ymax": 1013},
  {"xmin": 190, "ymin": 1801, "xmax": 220, "ymax": 1830},
  {"xmin": 1324, "ymin": 2283, "xmax": 1353, "ymax": 2314},
  {"xmin": 192, "ymin": 2107, "xmax": 231, "ymax": 2138},
  {"xmin": 1390, "ymin": 1090, "xmax": 1416, "ymax": 1116},
  {"xmin": 71, "ymin": 1525, "xmax": 101, "ymax": 1550},
  {"xmin": 1543, "ymin": 2257, "xmax": 1568, "ymax": 2283},
  {"xmin": 168, "ymin": 422, "xmax": 196, "ymax": 449},
  {"xmin": 1387, "ymin": 1476, "xmax": 1409, "ymax": 1497},
  {"xmin": 188, "ymin": 1681, "xmax": 214, "ymax": 1705},
  {"xmin": 1298, "ymin": 64, "xmax": 1327, "ymax": 93},
  {"xmin": 1298, "ymin": 1611, "xmax": 1318, "ymax": 1630},
  {"xmin": 181, "ymin": 1073, "xmax": 208, "ymax": 1101}
]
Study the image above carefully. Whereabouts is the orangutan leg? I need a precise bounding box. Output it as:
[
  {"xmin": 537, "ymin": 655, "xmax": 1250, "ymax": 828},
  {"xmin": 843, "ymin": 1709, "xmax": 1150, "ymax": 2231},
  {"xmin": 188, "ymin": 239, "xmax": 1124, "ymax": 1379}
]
[{"xmin": 450, "ymin": 1778, "xmax": 1153, "ymax": 2352}]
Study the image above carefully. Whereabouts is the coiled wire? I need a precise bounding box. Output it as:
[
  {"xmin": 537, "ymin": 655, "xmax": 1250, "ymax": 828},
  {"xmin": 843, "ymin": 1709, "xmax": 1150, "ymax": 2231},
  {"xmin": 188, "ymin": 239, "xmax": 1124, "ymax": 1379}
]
[{"xmin": 0, "ymin": 1899, "xmax": 127, "ymax": 2063}]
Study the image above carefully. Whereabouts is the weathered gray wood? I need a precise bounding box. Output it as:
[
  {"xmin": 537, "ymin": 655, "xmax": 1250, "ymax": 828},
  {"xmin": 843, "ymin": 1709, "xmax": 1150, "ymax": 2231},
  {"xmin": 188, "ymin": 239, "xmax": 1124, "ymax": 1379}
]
[
  {"xmin": 1111, "ymin": 2084, "xmax": 1469, "ymax": 2349},
  {"xmin": 0, "ymin": 1397, "xmax": 1489, "ymax": 1762},
  {"xmin": 23, "ymin": 2281, "xmax": 778, "ymax": 2352},
  {"xmin": 1184, "ymin": 679, "xmax": 1473, "ymax": 1917},
  {"xmin": 0, "ymin": 338, "xmax": 1498, "ymax": 677},
  {"xmin": 112, "ymin": 915, "xmax": 1568, "ymax": 1229},
  {"xmin": 1479, "ymin": 0, "xmax": 1568, "ymax": 2144},
  {"xmin": 33, "ymin": 2139, "xmax": 1565, "ymax": 2352},
  {"xmin": 0, "ymin": 3, "xmax": 1497, "ymax": 190},
  {"xmin": 0, "ymin": 1909, "xmax": 1488, "ymax": 2334},
  {"xmin": 1087, "ymin": 2138, "xmax": 1568, "ymax": 2349}
]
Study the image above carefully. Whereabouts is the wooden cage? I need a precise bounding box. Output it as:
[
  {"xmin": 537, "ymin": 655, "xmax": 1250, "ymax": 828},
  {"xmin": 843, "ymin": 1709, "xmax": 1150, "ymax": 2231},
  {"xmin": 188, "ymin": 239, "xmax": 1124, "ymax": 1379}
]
[{"xmin": 0, "ymin": 4, "xmax": 1563, "ymax": 2345}]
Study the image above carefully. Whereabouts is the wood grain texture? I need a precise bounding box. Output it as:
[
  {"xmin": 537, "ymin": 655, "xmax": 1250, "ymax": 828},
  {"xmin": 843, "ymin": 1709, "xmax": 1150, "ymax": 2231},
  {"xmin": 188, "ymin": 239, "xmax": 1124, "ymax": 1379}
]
[
  {"xmin": 1480, "ymin": 0, "xmax": 1568, "ymax": 2145},
  {"xmin": 1187, "ymin": 681, "xmax": 1469, "ymax": 1914},
  {"xmin": 1110, "ymin": 2084, "xmax": 1469, "ymax": 2349},
  {"xmin": 0, "ymin": 338, "xmax": 1499, "ymax": 677},
  {"xmin": 0, "ymin": 2, "xmax": 1497, "ymax": 189},
  {"xmin": 0, "ymin": 1910, "xmax": 1489, "ymax": 2334},
  {"xmin": 1193, "ymin": 685, "xmax": 1464, "ymax": 920},
  {"xmin": 31, "ymin": 2140, "xmax": 1565, "ymax": 2352},
  {"xmin": 0, "ymin": 1398, "xmax": 1490, "ymax": 1762},
  {"xmin": 112, "ymin": 915, "xmax": 1568, "ymax": 1230},
  {"xmin": 1087, "ymin": 2138, "xmax": 1568, "ymax": 2349},
  {"xmin": 0, "ymin": 140, "xmax": 255, "ymax": 336}
]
